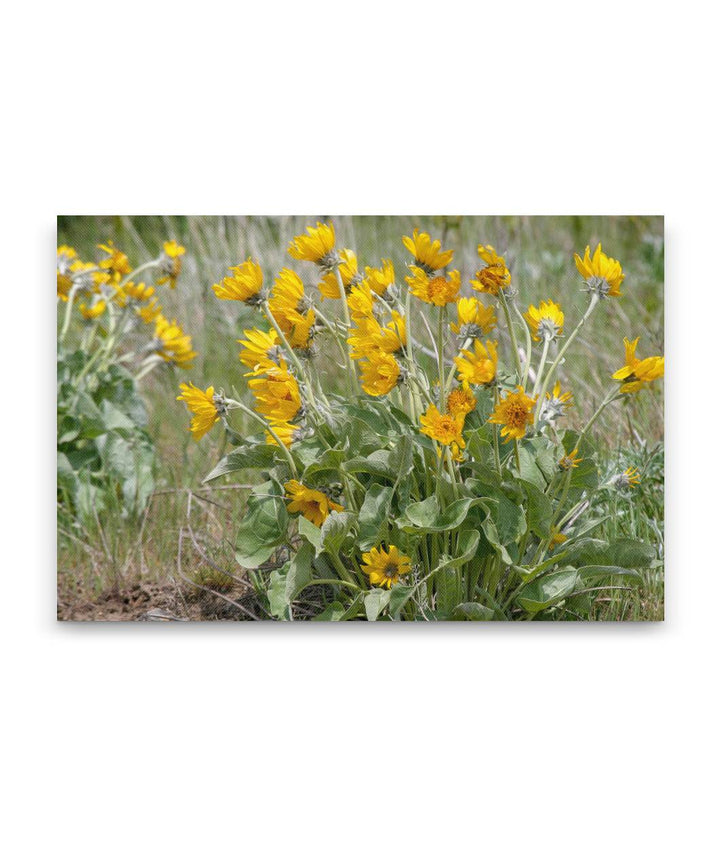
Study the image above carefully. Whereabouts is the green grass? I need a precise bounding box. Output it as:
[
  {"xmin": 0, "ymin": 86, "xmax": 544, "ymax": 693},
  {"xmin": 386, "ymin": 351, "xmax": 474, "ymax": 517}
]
[{"xmin": 57, "ymin": 215, "xmax": 664, "ymax": 618}]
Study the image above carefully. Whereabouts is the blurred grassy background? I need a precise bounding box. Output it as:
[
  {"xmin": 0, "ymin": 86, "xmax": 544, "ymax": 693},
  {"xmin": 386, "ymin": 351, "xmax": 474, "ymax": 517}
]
[{"xmin": 57, "ymin": 215, "xmax": 664, "ymax": 616}]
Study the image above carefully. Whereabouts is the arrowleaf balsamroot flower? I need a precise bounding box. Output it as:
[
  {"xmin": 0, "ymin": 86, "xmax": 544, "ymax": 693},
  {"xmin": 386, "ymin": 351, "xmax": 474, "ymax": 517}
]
[
  {"xmin": 247, "ymin": 361, "xmax": 302, "ymax": 422},
  {"xmin": 406, "ymin": 266, "xmax": 461, "ymax": 306},
  {"xmin": 98, "ymin": 240, "xmax": 132, "ymax": 282},
  {"xmin": 177, "ymin": 382, "xmax": 222, "ymax": 440},
  {"xmin": 471, "ymin": 245, "xmax": 511, "ymax": 296},
  {"xmin": 524, "ymin": 299, "xmax": 564, "ymax": 342},
  {"xmin": 347, "ymin": 281, "xmax": 377, "ymax": 322},
  {"xmin": 488, "ymin": 386, "xmax": 537, "ymax": 441},
  {"xmin": 454, "ymin": 339, "xmax": 498, "ymax": 386},
  {"xmin": 361, "ymin": 545, "xmax": 411, "ymax": 589},
  {"xmin": 612, "ymin": 337, "xmax": 664, "ymax": 393},
  {"xmin": 402, "ymin": 229, "xmax": 454, "ymax": 272},
  {"xmin": 447, "ymin": 383, "xmax": 477, "ymax": 419},
  {"xmin": 549, "ymin": 526, "xmax": 568, "ymax": 551},
  {"xmin": 360, "ymin": 352, "xmax": 402, "ymax": 396},
  {"xmin": 559, "ymin": 448, "xmax": 583, "ymax": 470},
  {"xmin": 237, "ymin": 327, "xmax": 281, "ymax": 371},
  {"xmin": 212, "ymin": 258, "xmax": 264, "ymax": 304},
  {"xmin": 79, "ymin": 299, "xmax": 106, "ymax": 320},
  {"xmin": 268, "ymin": 268, "xmax": 316, "ymax": 348},
  {"xmin": 285, "ymin": 480, "xmax": 343, "ymax": 527},
  {"xmin": 265, "ymin": 420, "xmax": 302, "ymax": 448},
  {"xmin": 373, "ymin": 311, "xmax": 406, "ymax": 355},
  {"xmin": 115, "ymin": 281, "xmax": 155, "ymax": 306},
  {"xmin": 157, "ymin": 240, "xmax": 186, "ymax": 289},
  {"xmin": 420, "ymin": 404, "xmax": 466, "ymax": 448},
  {"xmin": 616, "ymin": 466, "xmax": 641, "ymax": 488},
  {"xmin": 541, "ymin": 381, "xmax": 573, "ymax": 421},
  {"xmin": 450, "ymin": 297, "xmax": 497, "ymax": 337},
  {"xmin": 318, "ymin": 249, "xmax": 363, "ymax": 298},
  {"xmin": 153, "ymin": 315, "xmax": 196, "ymax": 367},
  {"xmin": 574, "ymin": 243, "xmax": 625, "ymax": 297},
  {"xmin": 287, "ymin": 222, "xmax": 338, "ymax": 270},
  {"xmin": 137, "ymin": 298, "xmax": 163, "ymax": 324},
  {"xmin": 364, "ymin": 259, "xmax": 395, "ymax": 296}
]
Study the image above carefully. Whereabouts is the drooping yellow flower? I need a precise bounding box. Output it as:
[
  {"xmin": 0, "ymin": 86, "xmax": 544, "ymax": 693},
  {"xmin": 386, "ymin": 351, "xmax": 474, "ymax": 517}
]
[
  {"xmin": 287, "ymin": 222, "xmax": 337, "ymax": 268},
  {"xmin": 447, "ymin": 383, "xmax": 477, "ymax": 419},
  {"xmin": 402, "ymin": 229, "xmax": 454, "ymax": 272},
  {"xmin": 364, "ymin": 259, "xmax": 395, "ymax": 296},
  {"xmin": 137, "ymin": 297, "xmax": 163, "ymax": 324},
  {"xmin": 212, "ymin": 258, "xmax": 264, "ymax": 303},
  {"xmin": 56, "ymin": 246, "xmax": 78, "ymax": 300},
  {"xmin": 618, "ymin": 466, "xmax": 641, "ymax": 488},
  {"xmin": 419, "ymin": 404, "xmax": 466, "ymax": 448},
  {"xmin": 488, "ymin": 386, "xmax": 537, "ymax": 441},
  {"xmin": 373, "ymin": 311, "xmax": 406, "ymax": 355},
  {"xmin": 454, "ymin": 339, "xmax": 498, "ymax": 386},
  {"xmin": 237, "ymin": 327, "xmax": 281, "ymax": 371},
  {"xmin": 361, "ymin": 544, "xmax": 412, "ymax": 589},
  {"xmin": 450, "ymin": 297, "xmax": 497, "ymax": 337},
  {"xmin": 153, "ymin": 315, "xmax": 197, "ymax": 367},
  {"xmin": 471, "ymin": 244, "xmax": 511, "ymax": 296},
  {"xmin": 348, "ymin": 317, "xmax": 383, "ymax": 360},
  {"xmin": 559, "ymin": 448, "xmax": 583, "ymax": 470},
  {"xmin": 285, "ymin": 479, "xmax": 343, "ymax": 527},
  {"xmin": 574, "ymin": 243, "xmax": 625, "ymax": 297},
  {"xmin": 347, "ymin": 281, "xmax": 376, "ymax": 322},
  {"xmin": 360, "ymin": 352, "xmax": 402, "ymax": 396},
  {"xmin": 612, "ymin": 337, "xmax": 664, "ymax": 393},
  {"xmin": 78, "ymin": 299, "xmax": 106, "ymax": 320},
  {"xmin": 405, "ymin": 266, "xmax": 461, "ymax": 306},
  {"xmin": 98, "ymin": 240, "xmax": 132, "ymax": 282},
  {"xmin": 318, "ymin": 249, "xmax": 363, "ymax": 298},
  {"xmin": 114, "ymin": 280, "xmax": 155, "ymax": 307},
  {"xmin": 157, "ymin": 240, "xmax": 186, "ymax": 289},
  {"xmin": 266, "ymin": 420, "xmax": 301, "ymax": 448},
  {"xmin": 268, "ymin": 268, "xmax": 316, "ymax": 348},
  {"xmin": 176, "ymin": 382, "xmax": 221, "ymax": 440},
  {"xmin": 247, "ymin": 361, "xmax": 302, "ymax": 423},
  {"xmin": 524, "ymin": 299, "xmax": 564, "ymax": 342}
]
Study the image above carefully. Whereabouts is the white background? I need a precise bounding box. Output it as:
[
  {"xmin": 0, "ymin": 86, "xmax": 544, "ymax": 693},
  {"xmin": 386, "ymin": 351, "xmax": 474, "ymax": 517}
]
[{"xmin": 1, "ymin": 1, "xmax": 717, "ymax": 854}]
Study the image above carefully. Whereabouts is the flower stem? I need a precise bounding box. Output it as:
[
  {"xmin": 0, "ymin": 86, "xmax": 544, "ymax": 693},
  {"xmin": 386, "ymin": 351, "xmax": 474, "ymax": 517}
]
[
  {"xmin": 532, "ymin": 338, "xmax": 550, "ymax": 399},
  {"xmin": 498, "ymin": 289, "xmax": 523, "ymax": 378},
  {"xmin": 228, "ymin": 399, "xmax": 299, "ymax": 478},
  {"xmin": 512, "ymin": 300, "xmax": 533, "ymax": 388},
  {"xmin": 437, "ymin": 306, "xmax": 445, "ymax": 408},
  {"xmin": 335, "ymin": 266, "xmax": 360, "ymax": 394}
]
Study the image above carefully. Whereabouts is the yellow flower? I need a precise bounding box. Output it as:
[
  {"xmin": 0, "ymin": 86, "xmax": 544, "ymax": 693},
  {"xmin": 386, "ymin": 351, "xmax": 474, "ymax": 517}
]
[
  {"xmin": 114, "ymin": 280, "xmax": 155, "ymax": 307},
  {"xmin": 237, "ymin": 327, "xmax": 281, "ymax": 371},
  {"xmin": 247, "ymin": 361, "xmax": 302, "ymax": 422},
  {"xmin": 349, "ymin": 317, "xmax": 383, "ymax": 360},
  {"xmin": 285, "ymin": 479, "xmax": 343, "ymax": 527},
  {"xmin": 524, "ymin": 299, "xmax": 564, "ymax": 342},
  {"xmin": 318, "ymin": 249, "xmax": 362, "ymax": 298},
  {"xmin": 488, "ymin": 386, "xmax": 537, "ymax": 441},
  {"xmin": 559, "ymin": 448, "xmax": 582, "ymax": 470},
  {"xmin": 56, "ymin": 246, "xmax": 78, "ymax": 300},
  {"xmin": 360, "ymin": 352, "xmax": 402, "ymax": 396},
  {"xmin": 454, "ymin": 339, "xmax": 498, "ymax": 386},
  {"xmin": 373, "ymin": 311, "xmax": 406, "ymax": 355},
  {"xmin": 612, "ymin": 337, "xmax": 664, "ymax": 393},
  {"xmin": 619, "ymin": 466, "xmax": 641, "ymax": 488},
  {"xmin": 364, "ymin": 259, "xmax": 395, "ymax": 296},
  {"xmin": 347, "ymin": 281, "xmax": 376, "ymax": 322},
  {"xmin": 287, "ymin": 222, "xmax": 337, "ymax": 268},
  {"xmin": 447, "ymin": 383, "xmax": 477, "ymax": 419},
  {"xmin": 268, "ymin": 268, "xmax": 316, "ymax": 348},
  {"xmin": 266, "ymin": 420, "xmax": 301, "ymax": 448},
  {"xmin": 98, "ymin": 240, "xmax": 132, "ymax": 282},
  {"xmin": 157, "ymin": 240, "xmax": 186, "ymax": 289},
  {"xmin": 471, "ymin": 244, "xmax": 511, "ymax": 296},
  {"xmin": 212, "ymin": 258, "xmax": 264, "ymax": 303},
  {"xmin": 137, "ymin": 298, "xmax": 163, "ymax": 324},
  {"xmin": 153, "ymin": 315, "xmax": 197, "ymax": 367},
  {"xmin": 361, "ymin": 545, "xmax": 411, "ymax": 589},
  {"xmin": 405, "ymin": 266, "xmax": 461, "ymax": 306},
  {"xmin": 176, "ymin": 382, "xmax": 221, "ymax": 440},
  {"xmin": 402, "ymin": 229, "xmax": 454, "ymax": 272},
  {"xmin": 419, "ymin": 404, "xmax": 466, "ymax": 448},
  {"xmin": 549, "ymin": 527, "xmax": 568, "ymax": 551},
  {"xmin": 450, "ymin": 297, "xmax": 497, "ymax": 337},
  {"xmin": 574, "ymin": 243, "xmax": 625, "ymax": 297},
  {"xmin": 78, "ymin": 299, "xmax": 106, "ymax": 320}
]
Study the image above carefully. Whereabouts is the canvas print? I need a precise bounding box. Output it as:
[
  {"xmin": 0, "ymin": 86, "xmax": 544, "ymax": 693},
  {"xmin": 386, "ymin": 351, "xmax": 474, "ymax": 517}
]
[{"xmin": 57, "ymin": 216, "xmax": 664, "ymax": 621}]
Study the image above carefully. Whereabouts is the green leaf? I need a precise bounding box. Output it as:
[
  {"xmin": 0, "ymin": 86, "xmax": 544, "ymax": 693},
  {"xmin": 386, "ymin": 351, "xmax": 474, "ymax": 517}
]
[
  {"xmin": 357, "ymin": 484, "xmax": 394, "ymax": 551},
  {"xmin": 235, "ymin": 480, "xmax": 288, "ymax": 568},
  {"xmin": 451, "ymin": 603, "xmax": 494, "ymax": 621},
  {"xmin": 302, "ymin": 446, "xmax": 349, "ymax": 480},
  {"xmin": 320, "ymin": 511, "xmax": 356, "ymax": 557},
  {"xmin": 204, "ymin": 444, "xmax": 282, "ymax": 483},
  {"xmin": 576, "ymin": 565, "xmax": 643, "ymax": 585},
  {"xmin": 298, "ymin": 515, "xmax": 323, "ymax": 554},
  {"xmin": 268, "ymin": 562, "xmax": 291, "ymax": 619},
  {"xmin": 480, "ymin": 518, "xmax": 513, "ymax": 565},
  {"xmin": 388, "ymin": 584, "xmax": 414, "ymax": 618},
  {"xmin": 344, "ymin": 451, "xmax": 394, "ymax": 480},
  {"xmin": 517, "ymin": 568, "xmax": 580, "ymax": 613},
  {"xmin": 286, "ymin": 542, "xmax": 314, "ymax": 603},
  {"xmin": 434, "ymin": 529, "xmax": 482, "ymax": 572},
  {"xmin": 517, "ymin": 445, "xmax": 547, "ymax": 491},
  {"xmin": 559, "ymin": 537, "xmax": 656, "ymax": 569},
  {"xmin": 521, "ymin": 480, "xmax": 552, "ymax": 539},
  {"xmin": 396, "ymin": 497, "xmax": 485, "ymax": 534},
  {"xmin": 364, "ymin": 589, "xmax": 391, "ymax": 621}
]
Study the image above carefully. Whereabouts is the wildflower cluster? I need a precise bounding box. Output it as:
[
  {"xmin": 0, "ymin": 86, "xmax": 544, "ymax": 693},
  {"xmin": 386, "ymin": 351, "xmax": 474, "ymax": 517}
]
[{"xmin": 179, "ymin": 222, "xmax": 664, "ymax": 621}]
